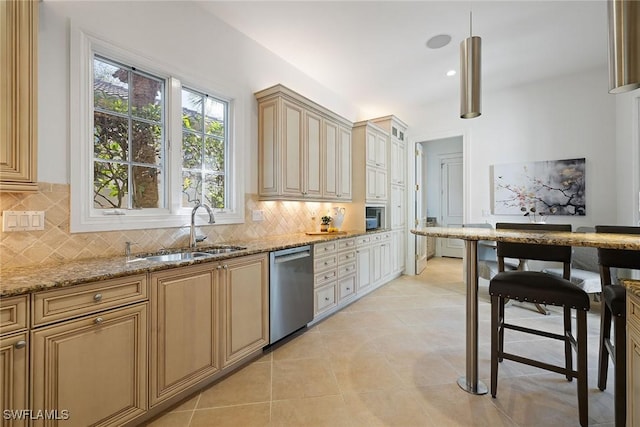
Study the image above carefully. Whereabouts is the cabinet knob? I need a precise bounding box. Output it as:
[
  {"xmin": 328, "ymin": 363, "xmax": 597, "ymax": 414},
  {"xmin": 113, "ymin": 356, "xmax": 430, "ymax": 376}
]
[
  {"xmin": 223, "ymin": 265, "xmax": 228, "ymax": 269},
  {"xmin": 346, "ymin": 287, "xmax": 351, "ymax": 291},
  {"xmin": 325, "ymin": 297, "xmax": 330, "ymax": 301},
  {"xmin": 93, "ymin": 293, "xmax": 102, "ymax": 302},
  {"xmin": 15, "ymin": 340, "xmax": 27, "ymax": 349},
  {"xmin": 94, "ymin": 317, "xmax": 104, "ymax": 325}
]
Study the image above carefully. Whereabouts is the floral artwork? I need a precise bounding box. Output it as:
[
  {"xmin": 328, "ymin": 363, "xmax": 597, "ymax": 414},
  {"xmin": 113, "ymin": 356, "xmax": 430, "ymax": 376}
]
[{"xmin": 493, "ymin": 158, "xmax": 585, "ymax": 216}]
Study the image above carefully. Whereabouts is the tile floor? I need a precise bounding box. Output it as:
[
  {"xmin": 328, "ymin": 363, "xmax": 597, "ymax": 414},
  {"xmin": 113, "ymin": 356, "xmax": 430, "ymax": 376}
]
[{"xmin": 142, "ymin": 257, "xmax": 616, "ymax": 426}]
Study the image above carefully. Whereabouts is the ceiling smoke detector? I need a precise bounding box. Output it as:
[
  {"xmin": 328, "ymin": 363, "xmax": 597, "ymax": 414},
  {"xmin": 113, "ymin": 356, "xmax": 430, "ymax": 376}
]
[{"xmin": 426, "ymin": 34, "xmax": 452, "ymax": 49}]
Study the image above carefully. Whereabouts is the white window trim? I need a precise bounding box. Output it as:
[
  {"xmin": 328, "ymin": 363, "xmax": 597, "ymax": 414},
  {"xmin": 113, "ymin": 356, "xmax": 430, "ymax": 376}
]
[{"xmin": 70, "ymin": 26, "xmax": 244, "ymax": 233}]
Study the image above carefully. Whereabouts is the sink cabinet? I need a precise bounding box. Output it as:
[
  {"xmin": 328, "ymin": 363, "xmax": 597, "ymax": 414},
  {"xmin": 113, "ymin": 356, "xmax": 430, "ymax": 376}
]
[{"xmin": 628, "ymin": 287, "xmax": 640, "ymax": 426}]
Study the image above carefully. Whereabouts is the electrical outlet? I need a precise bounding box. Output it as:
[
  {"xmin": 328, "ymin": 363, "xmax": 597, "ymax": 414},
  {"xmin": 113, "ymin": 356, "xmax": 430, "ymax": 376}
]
[{"xmin": 252, "ymin": 209, "xmax": 264, "ymax": 222}]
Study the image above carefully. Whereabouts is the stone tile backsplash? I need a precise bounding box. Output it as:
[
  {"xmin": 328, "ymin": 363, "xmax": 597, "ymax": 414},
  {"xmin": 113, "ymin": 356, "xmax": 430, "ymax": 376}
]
[{"xmin": 0, "ymin": 183, "xmax": 337, "ymax": 269}]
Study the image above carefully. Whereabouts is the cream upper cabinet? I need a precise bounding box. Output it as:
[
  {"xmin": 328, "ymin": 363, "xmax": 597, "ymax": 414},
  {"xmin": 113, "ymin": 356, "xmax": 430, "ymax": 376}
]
[
  {"xmin": 30, "ymin": 303, "xmax": 148, "ymax": 427},
  {"xmin": 353, "ymin": 121, "xmax": 389, "ymax": 205},
  {"xmin": 366, "ymin": 129, "xmax": 387, "ymax": 168},
  {"xmin": 256, "ymin": 84, "xmax": 353, "ymax": 201},
  {"xmin": 390, "ymin": 139, "xmax": 406, "ymax": 186},
  {"xmin": 150, "ymin": 264, "xmax": 219, "ymax": 407},
  {"xmin": 0, "ymin": 0, "xmax": 38, "ymax": 192},
  {"xmin": 219, "ymin": 254, "xmax": 269, "ymax": 368}
]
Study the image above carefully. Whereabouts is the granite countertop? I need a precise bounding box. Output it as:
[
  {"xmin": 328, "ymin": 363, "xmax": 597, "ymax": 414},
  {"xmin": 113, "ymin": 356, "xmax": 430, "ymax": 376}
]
[
  {"xmin": 410, "ymin": 226, "xmax": 640, "ymax": 250},
  {"xmin": 623, "ymin": 279, "xmax": 640, "ymax": 299},
  {"xmin": 1, "ymin": 230, "xmax": 382, "ymax": 297}
]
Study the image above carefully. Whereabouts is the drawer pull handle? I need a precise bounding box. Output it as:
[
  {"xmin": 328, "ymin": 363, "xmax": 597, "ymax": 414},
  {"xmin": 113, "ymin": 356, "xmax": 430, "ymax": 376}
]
[
  {"xmin": 15, "ymin": 340, "xmax": 26, "ymax": 349},
  {"xmin": 94, "ymin": 317, "xmax": 104, "ymax": 325},
  {"xmin": 93, "ymin": 293, "xmax": 102, "ymax": 302},
  {"xmin": 217, "ymin": 265, "xmax": 222, "ymax": 270}
]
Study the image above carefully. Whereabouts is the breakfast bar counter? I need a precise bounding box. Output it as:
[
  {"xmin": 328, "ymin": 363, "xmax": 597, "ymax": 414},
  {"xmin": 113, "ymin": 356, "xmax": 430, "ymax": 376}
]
[{"xmin": 410, "ymin": 226, "xmax": 640, "ymax": 396}]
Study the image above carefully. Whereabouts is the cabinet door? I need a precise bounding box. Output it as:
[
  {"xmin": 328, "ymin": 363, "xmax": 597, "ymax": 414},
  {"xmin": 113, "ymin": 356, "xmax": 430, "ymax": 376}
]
[
  {"xmin": 366, "ymin": 129, "xmax": 378, "ymax": 166},
  {"xmin": 31, "ymin": 304, "xmax": 147, "ymax": 427},
  {"xmin": 380, "ymin": 241, "xmax": 391, "ymax": 280},
  {"xmin": 356, "ymin": 246, "xmax": 372, "ymax": 292},
  {"xmin": 371, "ymin": 243, "xmax": 382, "ymax": 284},
  {"xmin": 0, "ymin": 0, "xmax": 38, "ymax": 192},
  {"xmin": 629, "ymin": 323, "xmax": 640, "ymax": 427},
  {"xmin": 391, "ymin": 184, "xmax": 405, "ymax": 228},
  {"xmin": 220, "ymin": 254, "xmax": 269, "ymax": 368},
  {"xmin": 282, "ymin": 100, "xmax": 304, "ymax": 196},
  {"xmin": 365, "ymin": 167, "xmax": 377, "ymax": 201},
  {"xmin": 303, "ymin": 110, "xmax": 322, "ymax": 198},
  {"xmin": 375, "ymin": 133, "xmax": 387, "ymax": 168},
  {"xmin": 322, "ymin": 120, "xmax": 339, "ymax": 199},
  {"xmin": 150, "ymin": 265, "xmax": 219, "ymax": 406},
  {"xmin": 390, "ymin": 139, "xmax": 405, "ymax": 185},
  {"xmin": 0, "ymin": 332, "xmax": 28, "ymax": 427},
  {"xmin": 338, "ymin": 126, "xmax": 352, "ymax": 200},
  {"xmin": 258, "ymin": 98, "xmax": 279, "ymax": 196},
  {"xmin": 375, "ymin": 168, "xmax": 388, "ymax": 201}
]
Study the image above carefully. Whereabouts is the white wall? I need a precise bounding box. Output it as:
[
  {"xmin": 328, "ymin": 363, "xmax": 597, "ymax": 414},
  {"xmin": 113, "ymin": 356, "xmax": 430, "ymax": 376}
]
[
  {"xmin": 405, "ymin": 66, "xmax": 619, "ymax": 229},
  {"xmin": 38, "ymin": 1, "xmax": 359, "ymax": 190}
]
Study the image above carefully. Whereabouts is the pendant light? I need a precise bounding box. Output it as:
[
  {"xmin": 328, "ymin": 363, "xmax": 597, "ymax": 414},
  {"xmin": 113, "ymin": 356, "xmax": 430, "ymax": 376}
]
[
  {"xmin": 460, "ymin": 12, "xmax": 482, "ymax": 118},
  {"xmin": 608, "ymin": 0, "xmax": 640, "ymax": 93}
]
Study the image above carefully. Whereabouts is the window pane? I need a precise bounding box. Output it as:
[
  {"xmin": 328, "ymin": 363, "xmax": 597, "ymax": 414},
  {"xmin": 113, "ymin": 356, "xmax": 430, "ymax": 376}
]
[
  {"xmin": 204, "ymin": 174, "xmax": 225, "ymax": 209},
  {"xmin": 132, "ymin": 120, "xmax": 162, "ymax": 165},
  {"xmin": 204, "ymin": 97, "xmax": 224, "ymax": 137},
  {"xmin": 204, "ymin": 136, "xmax": 224, "ymax": 171},
  {"xmin": 182, "ymin": 170, "xmax": 202, "ymax": 206},
  {"xmin": 94, "ymin": 112, "xmax": 128, "ymax": 161},
  {"xmin": 182, "ymin": 131, "xmax": 202, "ymax": 169},
  {"xmin": 131, "ymin": 72, "xmax": 162, "ymax": 122},
  {"xmin": 132, "ymin": 165, "xmax": 162, "ymax": 208},
  {"xmin": 182, "ymin": 89, "xmax": 203, "ymax": 132},
  {"xmin": 94, "ymin": 162, "xmax": 128, "ymax": 209},
  {"xmin": 93, "ymin": 58, "xmax": 129, "ymax": 113}
]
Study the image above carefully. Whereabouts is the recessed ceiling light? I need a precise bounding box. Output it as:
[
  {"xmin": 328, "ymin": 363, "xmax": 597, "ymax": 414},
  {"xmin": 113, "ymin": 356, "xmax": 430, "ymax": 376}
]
[
  {"xmin": 446, "ymin": 70, "xmax": 457, "ymax": 77},
  {"xmin": 426, "ymin": 34, "xmax": 452, "ymax": 49}
]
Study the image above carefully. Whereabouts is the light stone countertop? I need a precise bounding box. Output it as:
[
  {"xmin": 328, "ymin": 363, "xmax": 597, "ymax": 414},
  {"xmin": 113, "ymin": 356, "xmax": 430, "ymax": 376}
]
[
  {"xmin": 411, "ymin": 226, "xmax": 640, "ymax": 250},
  {"xmin": 0, "ymin": 230, "xmax": 381, "ymax": 297}
]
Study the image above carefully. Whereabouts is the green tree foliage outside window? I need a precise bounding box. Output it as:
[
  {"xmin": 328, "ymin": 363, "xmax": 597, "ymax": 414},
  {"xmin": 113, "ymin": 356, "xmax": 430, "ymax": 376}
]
[
  {"xmin": 181, "ymin": 88, "xmax": 227, "ymax": 209},
  {"xmin": 93, "ymin": 56, "xmax": 164, "ymax": 210}
]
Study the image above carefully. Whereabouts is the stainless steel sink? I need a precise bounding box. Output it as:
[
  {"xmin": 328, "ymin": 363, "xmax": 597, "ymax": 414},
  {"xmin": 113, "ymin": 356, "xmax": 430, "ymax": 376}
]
[
  {"xmin": 140, "ymin": 251, "xmax": 214, "ymax": 262},
  {"xmin": 202, "ymin": 246, "xmax": 247, "ymax": 254}
]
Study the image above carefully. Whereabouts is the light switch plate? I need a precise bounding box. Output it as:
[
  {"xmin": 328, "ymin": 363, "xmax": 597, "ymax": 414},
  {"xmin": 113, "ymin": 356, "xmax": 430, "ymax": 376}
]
[
  {"xmin": 252, "ymin": 209, "xmax": 264, "ymax": 222},
  {"xmin": 2, "ymin": 211, "xmax": 45, "ymax": 231}
]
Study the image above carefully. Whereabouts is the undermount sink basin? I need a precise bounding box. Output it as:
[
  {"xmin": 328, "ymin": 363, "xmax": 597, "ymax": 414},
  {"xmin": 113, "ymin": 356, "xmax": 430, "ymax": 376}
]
[
  {"xmin": 203, "ymin": 246, "xmax": 246, "ymax": 254},
  {"xmin": 140, "ymin": 251, "xmax": 214, "ymax": 262}
]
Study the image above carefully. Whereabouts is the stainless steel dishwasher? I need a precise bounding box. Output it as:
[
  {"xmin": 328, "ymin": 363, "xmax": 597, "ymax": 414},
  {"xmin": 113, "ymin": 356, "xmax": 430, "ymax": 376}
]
[{"xmin": 269, "ymin": 245, "xmax": 314, "ymax": 344}]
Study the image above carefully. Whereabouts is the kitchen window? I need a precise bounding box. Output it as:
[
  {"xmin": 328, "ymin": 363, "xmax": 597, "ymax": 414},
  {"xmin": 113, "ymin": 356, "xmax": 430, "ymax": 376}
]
[{"xmin": 70, "ymin": 29, "xmax": 243, "ymax": 232}]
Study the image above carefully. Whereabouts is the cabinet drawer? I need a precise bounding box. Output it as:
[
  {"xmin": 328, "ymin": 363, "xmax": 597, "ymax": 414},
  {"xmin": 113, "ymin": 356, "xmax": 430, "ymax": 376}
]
[
  {"xmin": 337, "ymin": 238, "xmax": 356, "ymax": 251},
  {"xmin": 314, "ymin": 255, "xmax": 338, "ymax": 272},
  {"xmin": 629, "ymin": 294, "xmax": 640, "ymax": 330},
  {"xmin": 315, "ymin": 284, "xmax": 337, "ymax": 315},
  {"xmin": 338, "ymin": 262, "xmax": 357, "ymax": 278},
  {"xmin": 338, "ymin": 249, "xmax": 356, "ymax": 265},
  {"xmin": 32, "ymin": 274, "xmax": 148, "ymax": 327},
  {"xmin": 314, "ymin": 241, "xmax": 337, "ymax": 255},
  {"xmin": 0, "ymin": 294, "xmax": 29, "ymax": 335},
  {"xmin": 338, "ymin": 275, "xmax": 356, "ymax": 302},
  {"xmin": 315, "ymin": 269, "xmax": 337, "ymax": 288},
  {"xmin": 356, "ymin": 235, "xmax": 371, "ymax": 246}
]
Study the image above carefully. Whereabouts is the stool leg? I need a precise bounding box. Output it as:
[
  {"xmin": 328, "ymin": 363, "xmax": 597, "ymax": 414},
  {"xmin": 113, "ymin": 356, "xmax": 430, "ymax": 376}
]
[
  {"xmin": 491, "ymin": 295, "xmax": 500, "ymax": 398},
  {"xmin": 498, "ymin": 297, "xmax": 505, "ymax": 363},
  {"xmin": 613, "ymin": 315, "xmax": 626, "ymax": 427},
  {"xmin": 563, "ymin": 306, "xmax": 573, "ymax": 382},
  {"xmin": 598, "ymin": 299, "xmax": 612, "ymax": 391},
  {"xmin": 577, "ymin": 309, "xmax": 588, "ymax": 427}
]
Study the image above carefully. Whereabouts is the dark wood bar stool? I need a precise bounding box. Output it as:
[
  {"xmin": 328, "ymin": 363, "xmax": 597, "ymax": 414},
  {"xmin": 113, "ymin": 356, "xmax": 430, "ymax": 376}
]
[
  {"xmin": 489, "ymin": 222, "xmax": 590, "ymax": 427},
  {"xmin": 596, "ymin": 225, "xmax": 640, "ymax": 427}
]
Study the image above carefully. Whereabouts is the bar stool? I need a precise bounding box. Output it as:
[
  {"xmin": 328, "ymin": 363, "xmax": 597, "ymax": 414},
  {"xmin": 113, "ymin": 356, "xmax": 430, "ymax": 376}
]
[
  {"xmin": 489, "ymin": 222, "xmax": 590, "ymax": 427},
  {"xmin": 596, "ymin": 225, "xmax": 640, "ymax": 427}
]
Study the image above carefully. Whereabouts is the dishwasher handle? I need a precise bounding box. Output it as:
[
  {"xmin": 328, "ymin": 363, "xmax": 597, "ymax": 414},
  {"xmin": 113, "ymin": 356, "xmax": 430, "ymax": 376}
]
[{"xmin": 272, "ymin": 246, "xmax": 311, "ymax": 264}]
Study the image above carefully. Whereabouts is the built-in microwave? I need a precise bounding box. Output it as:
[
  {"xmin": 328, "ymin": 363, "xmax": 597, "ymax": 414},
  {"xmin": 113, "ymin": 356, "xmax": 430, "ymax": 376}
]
[{"xmin": 365, "ymin": 206, "xmax": 385, "ymax": 231}]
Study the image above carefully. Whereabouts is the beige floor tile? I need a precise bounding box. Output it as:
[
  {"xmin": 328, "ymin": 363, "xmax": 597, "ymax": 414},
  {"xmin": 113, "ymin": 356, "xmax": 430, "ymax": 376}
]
[
  {"xmin": 140, "ymin": 411, "xmax": 193, "ymax": 427},
  {"xmin": 197, "ymin": 362, "xmax": 271, "ymax": 409},
  {"xmin": 341, "ymin": 388, "xmax": 435, "ymax": 426},
  {"xmin": 272, "ymin": 357, "xmax": 340, "ymax": 400},
  {"xmin": 330, "ymin": 352, "xmax": 405, "ymax": 393},
  {"xmin": 272, "ymin": 329, "xmax": 327, "ymax": 361},
  {"xmin": 169, "ymin": 392, "xmax": 200, "ymax": 412},
  {"xmin": 189, "ymin": 403, "xmax": 270, "ymax": 427},
  {"xmin": 270, "ymin": 395, "xmax": 351, "ymax": 427}
]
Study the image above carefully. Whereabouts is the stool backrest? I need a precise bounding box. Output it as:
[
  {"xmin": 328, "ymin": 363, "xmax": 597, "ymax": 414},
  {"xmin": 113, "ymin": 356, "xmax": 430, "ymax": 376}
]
[
  {"xmin": 595, "ymin": 225, "xmax": 640, "ymax": 285},
  {"xmin": 495, "ymin": 223, "xmax": 572, "ymax": 276}
]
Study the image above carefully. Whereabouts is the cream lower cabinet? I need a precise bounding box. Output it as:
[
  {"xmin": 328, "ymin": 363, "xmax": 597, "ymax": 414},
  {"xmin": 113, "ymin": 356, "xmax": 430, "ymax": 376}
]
[
  {"xmin": 30, "ymin": 303, "xmax": 147, "ymax": 427},
  {"xmin": 150, "ymin": 264, "xmax": 219, "ymax": 407},
  {"xmin": 355, "ymin": 236, "xmax": 372, "ymax": 293},
  {"xmin": 219, "ymin": 254, "xmax": 269, "ymax": 368},
  {"xmin": 628, "ymin": 290, "xmax": 640, "ymax": 426},
  {"xmin": 0, "ymin": 332, "xmax": 28, "ymax": 427}
]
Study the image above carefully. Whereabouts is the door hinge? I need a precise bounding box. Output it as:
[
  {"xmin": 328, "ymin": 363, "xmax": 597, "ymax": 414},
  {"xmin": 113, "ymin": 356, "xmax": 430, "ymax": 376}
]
[
  {"xmin": 415, "ymin": 219, "xmax": 419, "ymax": 226},
  {"xmin": 415, "ymin": 254, "xmax": 419, "ymax": 260},
  {"xmin": 415, "ymin": 184, "xmax": 419, "ymax": 191}
]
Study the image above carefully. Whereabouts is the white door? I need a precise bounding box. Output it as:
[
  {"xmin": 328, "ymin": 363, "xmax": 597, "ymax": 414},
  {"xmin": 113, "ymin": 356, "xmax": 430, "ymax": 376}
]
[
  {"xmin": 440, "ymin": 155, "xmax": 463, "ymax": 258},
  {"xmin": 415, "ymin": 144, "xmax": 428, "ymax": 273}
]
